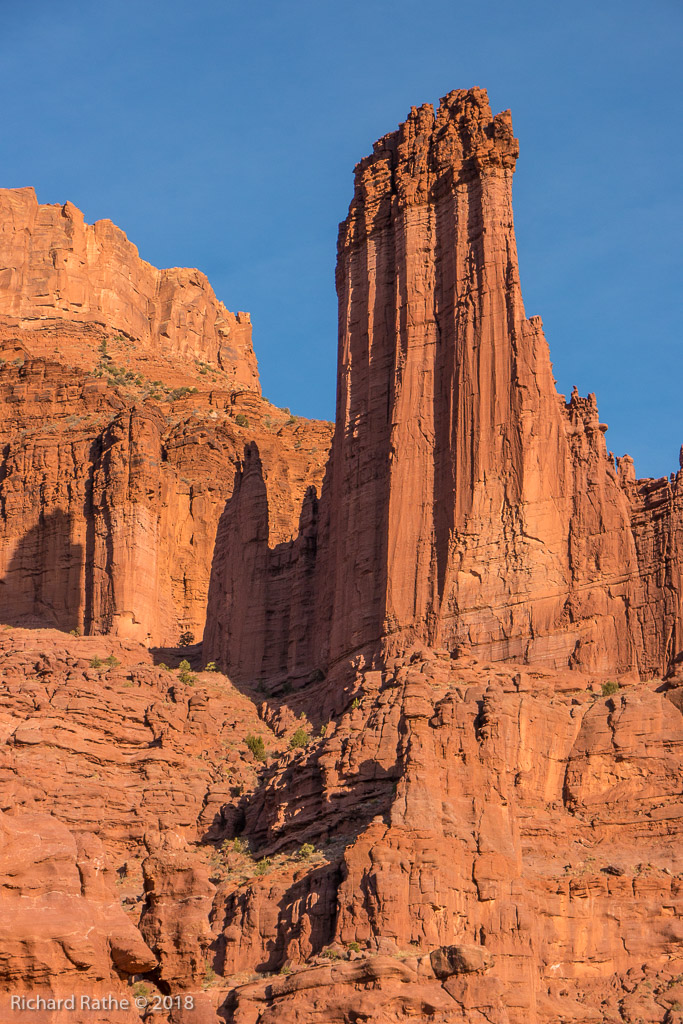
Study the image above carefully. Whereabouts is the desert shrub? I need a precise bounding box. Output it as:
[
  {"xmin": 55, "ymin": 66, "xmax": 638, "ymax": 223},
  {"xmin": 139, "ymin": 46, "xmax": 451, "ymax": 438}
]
[
  {"xmin": 203, "ymin": 963, "xmax": 216, "ymax": 989},
  {"xmin": 601, "ymin": 680, "xmax": 619, "ymax": 696},
  {"xmin": 347, "ymin": 941, "xmax": 361, "ymax": 953},
  {"xmin": 298, "ymin": 843, "xmax": 315, "ymax": 860},
  {"xmin": 105, "ymin": 654, "xmax": 120, "ymax": 668},
  {"xmin": 351, "ymin": 697, "xmax": 361, "ymax": 710},
  {"xmin": 228, "ymin": 837, "xmax": 249, "ymax": 855},
  {"xmin": 235, "ymin": 413, "xmax": 249, "ymax": 427},
  {"xmin": 289, "ymin": 727, "xmax": 309, "ymax": 750},
  {"xmin": 204, "ymin": 661, "xmax": 218, "ymax": 672},
  {"xmin": 254, "ymin": 858, "xmax": 271, "ymax": 876},
  {"xmin": 245, "ymin": 734, "xmax": 267, "ymax": 761},
  {"xmin": 179, "ymin": 630, "xmax": 195, "ymax": 647},
  {"xmin": 178, "ymin": 659, "xmax": 196, "ymax": 685},
  {"xmin": 89, "ymin": 656, "xmax": 103, "ymax": 669},
  {"xmin": 320, "ymin": 948, "xmax": 341, "ymax": 960}
]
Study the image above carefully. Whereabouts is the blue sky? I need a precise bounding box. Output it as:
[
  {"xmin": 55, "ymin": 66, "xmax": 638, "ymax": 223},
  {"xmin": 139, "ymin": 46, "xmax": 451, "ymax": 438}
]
[{"xmin": 3, "ymin": 0, "xmax": 681, "ymax": 477}]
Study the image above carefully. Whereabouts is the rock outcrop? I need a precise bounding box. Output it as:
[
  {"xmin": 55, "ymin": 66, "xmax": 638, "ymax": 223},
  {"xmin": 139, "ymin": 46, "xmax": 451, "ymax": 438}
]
[
  {"xmin": 0, "ymin": 188, "xmax": 259, "ymax": 388},
  {"xmin": 0, "ymin": 315, "xmax": 331, "ymax": 649},
  {"xmin": 205, "ymin": 87, "xmax": 683, "ymax": 684},
  {"xmin": 3, "ymin": 629, "xmax": 682, "ymax": 1023}
]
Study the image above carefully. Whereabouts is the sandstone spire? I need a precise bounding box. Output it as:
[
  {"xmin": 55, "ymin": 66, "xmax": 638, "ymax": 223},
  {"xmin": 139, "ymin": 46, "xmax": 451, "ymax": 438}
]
[{"xmin": 204, "ymin": 88, "xmax": 682, "ymax": 683}]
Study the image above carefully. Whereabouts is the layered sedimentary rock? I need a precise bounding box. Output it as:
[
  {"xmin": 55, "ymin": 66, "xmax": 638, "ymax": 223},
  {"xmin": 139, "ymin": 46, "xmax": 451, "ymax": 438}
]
[
  {"xmin": 205, "ymin": 87, "xmax": 682, "ymax": 684},
  {"xmin": 0, "ymin": 188, "xmax": 259, "ymax": 388},
  {"xmin": 0, "ymin": 329, "xmax": 331, "ymax": 647},
  {"xmin": 2, "ymin": 628, "xmax": 682, "ymax": 1023}
]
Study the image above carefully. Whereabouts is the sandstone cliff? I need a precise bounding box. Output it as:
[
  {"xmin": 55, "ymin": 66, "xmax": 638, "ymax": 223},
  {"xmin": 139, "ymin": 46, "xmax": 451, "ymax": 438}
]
[
  {"xmin": 205, "ymin": 88, "xmax": 682, "ymax": 684},
  {"xmin": 0, "ymin": 187, "xmax": 258, "ymax": 388},
  {"xmin": 0, "ymin": 194, "xmax": 332, "ymax": 645}
]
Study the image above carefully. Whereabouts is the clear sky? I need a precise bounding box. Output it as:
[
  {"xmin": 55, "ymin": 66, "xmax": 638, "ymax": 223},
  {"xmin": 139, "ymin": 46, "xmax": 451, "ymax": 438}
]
[{"xmin": 3, "ymin": 0, "xmax": 681, "ymax": 478}]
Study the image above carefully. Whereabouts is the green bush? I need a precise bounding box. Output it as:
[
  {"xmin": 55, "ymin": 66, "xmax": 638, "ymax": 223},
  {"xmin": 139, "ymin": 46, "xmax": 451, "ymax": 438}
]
[
  {"xmin": 289, "ymin": 726, "xmax": 309, "ymax": 750},
  {"xmin": 204, "ymin": 661, "xmax": 218, "ymax": 672},
  {"xmin": 601, "ymin": 680, "xmax": 619, "ymax": 696},
  {"xmin": 178, "ymin": 659, "xmax": 197, "ymax": 685},
  {"xmin": 89, "ymin": 656, "xmax": 103, "ymax": 669},
  {"xmin": 347, "ymin": 941, "xmax": 361, "ymax": 953},
  {"xmin": 179, "ymin": 630, "xmax": 195, "ymax": 647},
  {"xmin": 245, "ymin": 734, "xmax": 267, "ymax": 761},
  {"xmin": 298, "ymin": 843, "xmax": 315, "ymax": 860},
  {"xmin": 235, "ymin": 413, "xmax": 249, "ymax": 427},
  {"xmin": 254, "ymin": 858, "xmax": 271, "ymax": 876},
  {"xmin": 105, "ymin": 654, "xmax": 120, "ymax": 668},
  {"xmin": 351, "ymin": 697, "xmax": 361, "ymax": 710}
]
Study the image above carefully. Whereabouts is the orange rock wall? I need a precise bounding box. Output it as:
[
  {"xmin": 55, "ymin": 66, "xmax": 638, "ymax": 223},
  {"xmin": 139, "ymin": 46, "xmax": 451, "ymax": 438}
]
[
  {"xmin": 0, "ymin": 355, "xmax": 331, "ymax": 647},
  {"xmin": 0, "ymin": 188, "xmax": 259, "ymax": 390}
]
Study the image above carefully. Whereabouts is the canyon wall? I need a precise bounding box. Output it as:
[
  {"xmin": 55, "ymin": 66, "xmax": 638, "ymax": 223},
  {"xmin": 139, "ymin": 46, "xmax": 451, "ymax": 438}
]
[
  {"xmin": 205, "ymin": 88, "xmax": 683, "ymax": 684},
  {"xmin": 0, "ymin": 193, "xmax": 332, "ymax": 645},
  {"xmin": 0, "ymin": 187, "xmax": 258, "ymax": 388}
]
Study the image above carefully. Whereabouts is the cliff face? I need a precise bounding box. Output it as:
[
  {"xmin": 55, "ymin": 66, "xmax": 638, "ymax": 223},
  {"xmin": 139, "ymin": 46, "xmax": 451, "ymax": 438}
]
[
  {"xmin": 205, "ymin": 88, "xmax": 682, "ymax": 683},
  {"xmin": 0, "ymin": 187, "xmax": 258, "ymax": 388},
  {"xmin": 0, "ymin": 192, "xmax": 332, "ymax": 645}
]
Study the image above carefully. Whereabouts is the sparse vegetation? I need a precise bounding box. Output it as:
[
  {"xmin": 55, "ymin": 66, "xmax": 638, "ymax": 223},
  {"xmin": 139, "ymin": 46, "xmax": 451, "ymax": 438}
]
[
  {"xmin": 235, "ymin": 413, "xmax": 249, "ymax": 427},
  {"xmin": 347, "ymin": 941, "xmax": 361, "ymax": 953},
  {"xmin": 204, "ymin": 661, "xmax": 218, "ymax": 672},
  {"xmin": 132, "ymin": 982, "xmax": 151, "ymax": 999},
  {"xmin": 105, "ymin": 654, "xmax": 120, "ymax": 668},
  {"xmin": 89, "ymin": 656, "xmax": 103, "ymax": 669},
  {"xmin": 289, "ymin": 726, "xmax": 309, "ymax": 750},
  {"xmin": 601, "ymin": 680, "xmax": 619, "ymax": 696},
  {"xmin": 298, "ymin": 843, "xmax": 315, "ymax": 860},
  {"xmin": 169, "ymin": 386, "xmax": 198, "ymax": 400},
  {"xmin": 351, "ymin": 697, "xmax": 361, "ymax": 710},
  {"xmin": 179, "ymin": 630, "xmax": 195, "ymax": 647},
  {"xmin": 245, "ymin": 734, "xmax": 267, "ymax": 761},
  {"xmin": 203, "ymin": 963, "xmax": 217, "ymax": 989},
  {"xmin": 320, "ymin": 948, "xmax": 341, "ymax": 960},
  {"xmin": 228, "ymin": 837, "xmax": 249, "ymax": 855},
  {"xmin": 254, "ymin": 858, "xmax": 271, "ymax": 876}
]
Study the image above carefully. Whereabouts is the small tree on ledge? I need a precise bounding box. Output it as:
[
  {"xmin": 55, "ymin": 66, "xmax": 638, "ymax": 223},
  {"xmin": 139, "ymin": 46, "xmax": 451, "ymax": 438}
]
[{"xmin": 179, "ymin": 630, "xmax": 195, "ymax": 648}]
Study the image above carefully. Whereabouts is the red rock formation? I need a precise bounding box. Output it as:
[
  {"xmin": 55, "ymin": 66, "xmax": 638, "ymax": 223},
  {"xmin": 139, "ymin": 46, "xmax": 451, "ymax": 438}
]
[
  {"xmin": 1, "ymin": 88, "xmax": 682, "ymax": 1024},
  {"xmin": 0, "ymin": 809, "xmax": 156, "ymax": 1023},
  {"xmin": 205, "ymin": 87, "xmax": 682, "ymax": 683},
  {"xmin": 0, "ymin": 188, "xmax": 259, "ymax": 389},
  {"xmin": 0, "ymin": 343, "xmax": 331, "ymax": 646}
]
